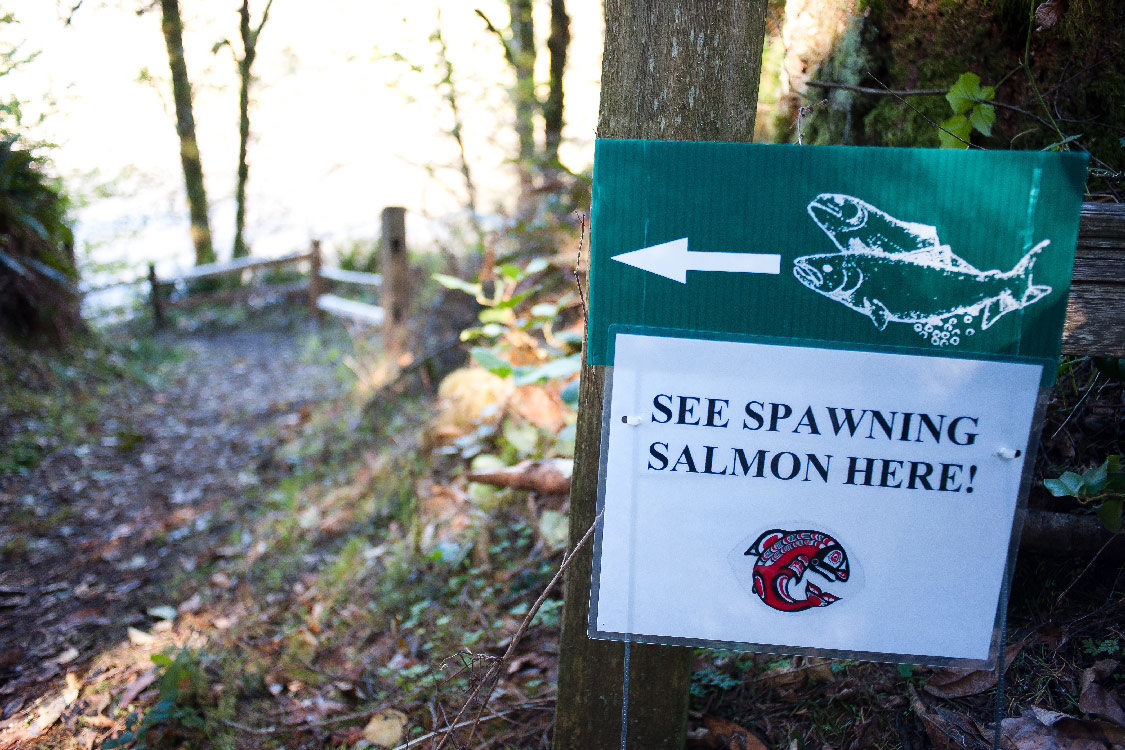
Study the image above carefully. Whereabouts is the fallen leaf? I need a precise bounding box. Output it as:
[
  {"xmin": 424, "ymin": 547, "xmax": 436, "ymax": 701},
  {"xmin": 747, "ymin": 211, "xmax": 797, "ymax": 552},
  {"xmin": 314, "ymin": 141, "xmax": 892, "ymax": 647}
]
[
  {"xmin": 147, "ymin": 605, "xmax": 178, "ymax": 621},
  {"xmin": 126, "ymin": 627, "xmax": 155, "ymax": 645},
  {"xmin": 468, "ymin": 458, "xmax": 573, "ymax": 495},
  {"xmin": 363, "ymin": 708, "xmax": 408, "ymax": 747},
  {"xmin": 909, "ymin": 684, "xmax": 987, "ymax": 750},
  {"xmin": 212, "ymin": 615, "xmax": 236, "ymax": 630},
  {"xmin": 63, "ymin": 673, "xmax": 80, "ymax": 704},
  {"xmin": 509, "ymin": 384, "xmax": 569, "ymax": 432},
  {"xmin": 74, "ymin": 728, "xmax": 97, "ymax": 750},
  {"xmin": 429, "ymin": 368, "xmax": 515, "ymax": 442},
  {"xmin": 25, "ymin": 681, "xmax": 80, "ymax": 739},
  {"xmin": 1079, "ymin": 659, "xmax": 1125, "ymax": 727},
  {"xmin": 1001, "ymin": 706, "xmax": 1125, "ymax": 749},
  {"xmin": 178, "ymin": 592, "xmax": 203, "ymax": 613},
  {"xmin": 80, "ymin": 715, "xmax": 115, "ymax": 728},
  {"xmin": 757, "ymin": 657, "xmax": 835, "ymax": 689},
  {"xmin": 686, "ymin": 715, "xmax": 768, "ymax": 749},
  {"xmin": 1034, "ymin": 0, "xmax": 1061, "ymax": 31},
  {"xmin": 925, "ymin": 642, "xmax": 1023, "ymax": 699},
  {"xmin": 116, "ymin": 669, "xmax": 156, "ymax": 708}
]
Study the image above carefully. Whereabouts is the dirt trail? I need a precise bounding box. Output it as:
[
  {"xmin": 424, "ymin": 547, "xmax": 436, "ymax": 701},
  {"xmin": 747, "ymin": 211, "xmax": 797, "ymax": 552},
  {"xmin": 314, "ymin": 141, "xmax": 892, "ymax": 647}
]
[{"xmin": 0, "ymin": 327, "xmax": 344, "ymax": 738}]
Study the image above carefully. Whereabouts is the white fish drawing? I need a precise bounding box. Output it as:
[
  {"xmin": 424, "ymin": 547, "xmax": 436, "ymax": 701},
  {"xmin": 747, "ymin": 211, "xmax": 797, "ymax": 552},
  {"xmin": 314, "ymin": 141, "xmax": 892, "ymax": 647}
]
[{"xmin": 794, "ymin": 194, "xmax": 1053, "ymax": 345}]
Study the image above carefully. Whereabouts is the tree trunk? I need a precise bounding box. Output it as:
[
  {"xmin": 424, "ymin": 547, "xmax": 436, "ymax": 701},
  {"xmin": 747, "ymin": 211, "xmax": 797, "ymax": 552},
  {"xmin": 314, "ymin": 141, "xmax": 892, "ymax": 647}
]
[
  {"xmin": 508, "ymin": 0, "xmax": 536, "ymax": 216},
  {"xmin": 543, "ymin": 0, "xmax": 570, "ymax": 167},
  {"xmin": 233, "ymin": 0, "xmax": 272, "ymax": 260},
  {"xmin": 508, "ymin": 0, "xmax": 536, "ymax": 164},
  {"xmin": 159, "ymin": 0, "xmax": 215, "ymax": 266},
  {"xmin": 234, "ymin": 1, "xmax": 253, "ymax": 259},
  {"xmin": 553, "ymin": 2, "xmax": 768, "ymax": 748}
]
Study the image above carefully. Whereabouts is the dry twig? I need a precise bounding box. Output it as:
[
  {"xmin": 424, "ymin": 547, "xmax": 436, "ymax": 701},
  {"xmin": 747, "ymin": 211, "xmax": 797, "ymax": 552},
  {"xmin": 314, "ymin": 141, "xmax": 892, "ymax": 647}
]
[{"xmin": 433, "ymin": 513, "xmax": 602, "ymax": 750}]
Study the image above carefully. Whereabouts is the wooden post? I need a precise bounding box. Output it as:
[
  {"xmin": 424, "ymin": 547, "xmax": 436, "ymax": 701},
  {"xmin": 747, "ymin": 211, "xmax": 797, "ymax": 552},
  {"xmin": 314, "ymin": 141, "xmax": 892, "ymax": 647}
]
[
  {"xmin": 381, "ymin": 206, "xmax": 409, "ymax": 361},
  {"xmin": 307, "ymin": 239, "xmax": 323, "ymax": 321},
  {"xmin": 553, "ymin": 2, "xmax": 769, "ymax": 748},
  {"xmin": 148, "ymin": 263, "xmax": 166, "ymax": 330}
]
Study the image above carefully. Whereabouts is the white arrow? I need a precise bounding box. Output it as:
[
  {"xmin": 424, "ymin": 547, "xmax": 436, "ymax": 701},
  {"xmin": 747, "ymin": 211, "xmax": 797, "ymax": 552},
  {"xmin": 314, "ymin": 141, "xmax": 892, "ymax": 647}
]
[{"xmin": 611, "ymin": 238, "xmax": 781, "ymax": 284}]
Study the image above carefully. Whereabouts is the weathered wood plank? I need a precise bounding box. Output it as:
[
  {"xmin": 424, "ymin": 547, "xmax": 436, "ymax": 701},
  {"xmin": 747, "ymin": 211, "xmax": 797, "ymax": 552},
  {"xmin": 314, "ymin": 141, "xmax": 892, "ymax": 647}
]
[
  {"xmin": 163, "ymin": 281, "xmax": 306, "ymax": 309},
  {"xmin": 318, "ymin": 266, "xmax": 383, "ymax": 287},
  {"xmin": 316, "ymin": 293, "xmax": 385, "ymax": 325},
  {"xmin": 1077, "ymin": 202, "xmax": 1125, "ymax": 235},
  {"xmin": 382, "ymin": 207, "xmax": 410, "ymax": 359},
  {"xmin": 166, "ymin": 251, "xmax": 311, "ymax": 282},
  {"xmin": 1063, "ymin": 203, "xmax": 1125, "ymax": 355}
]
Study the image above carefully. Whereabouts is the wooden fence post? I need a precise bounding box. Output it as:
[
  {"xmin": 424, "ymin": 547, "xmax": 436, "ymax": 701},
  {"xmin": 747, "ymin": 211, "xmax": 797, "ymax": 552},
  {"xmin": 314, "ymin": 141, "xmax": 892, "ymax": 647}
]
[
  {"xmin": 307, "ymin": 239, "xmax": 323, "ymax": 321},
  {"xmin": 553, "ymin": 2, "xmax": 769, "ymax": 748},
  {"xmin": 148, "ymin": 263, "xmax": 166, "ymax": 330},
  {"xmin": 381, "ymin": 206, "xmax": 409, "ymax": 361}
]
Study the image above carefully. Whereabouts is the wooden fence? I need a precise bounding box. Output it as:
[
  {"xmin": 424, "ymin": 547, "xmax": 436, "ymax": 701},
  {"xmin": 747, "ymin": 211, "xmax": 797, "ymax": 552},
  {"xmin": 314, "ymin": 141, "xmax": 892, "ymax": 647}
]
[
  {"xmin": 140, "ymin": 207, "xmax": 410, "ymax": 332},
  {"xmin": 1062, "ymin": 202, "xmax": 1125, "ymax": 356}
]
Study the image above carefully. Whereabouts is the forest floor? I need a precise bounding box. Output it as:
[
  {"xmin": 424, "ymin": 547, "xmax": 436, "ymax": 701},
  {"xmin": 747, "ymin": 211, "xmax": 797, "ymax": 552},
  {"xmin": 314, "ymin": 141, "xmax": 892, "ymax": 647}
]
[
  {"xmin": 0, "ymin": 322, "xmax": 348, "ymax": 747},
  {"xmin": 1, "ymin": 309, "xmax": 1123, "ymax": 750}
]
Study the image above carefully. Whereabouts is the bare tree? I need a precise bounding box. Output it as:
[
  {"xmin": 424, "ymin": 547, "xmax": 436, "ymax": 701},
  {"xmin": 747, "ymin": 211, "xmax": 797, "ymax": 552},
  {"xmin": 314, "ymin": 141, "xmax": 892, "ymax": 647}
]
[
  {"xmin": 215, "ymin": 0, "xmax": 274, "ymax": 259},
  {"xmin": 543, "ymin": 0, "xmax": 570, "ymax": 166},
  {"xmin": 477, "ymin": 0, "xmax": 572, "ymax": 205},
  {"xmin": 159, "ymin": 0, "xmax": 215, "ymax": 265}
]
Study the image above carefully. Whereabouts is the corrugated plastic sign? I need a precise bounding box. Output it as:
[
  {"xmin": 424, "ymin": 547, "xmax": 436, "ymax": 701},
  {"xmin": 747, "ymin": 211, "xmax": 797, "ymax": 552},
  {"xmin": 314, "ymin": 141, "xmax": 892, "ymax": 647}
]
[{"xmin": 587, "ymin": 140, "xmax": 1088, "ymax": 380}]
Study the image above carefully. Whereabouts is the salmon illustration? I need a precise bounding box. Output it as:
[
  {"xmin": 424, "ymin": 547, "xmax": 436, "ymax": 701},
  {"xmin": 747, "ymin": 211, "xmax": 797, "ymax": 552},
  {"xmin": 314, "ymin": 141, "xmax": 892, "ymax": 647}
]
[
  {"xmin": 745, "ymin": 529, "xmax": 849, "ymax": 613},
  {"xmin": 795, "ymin": 193, "xmax": 1052, "ymax": 337},
  {"xmin": 808, "ymin": 194, "xmax": 954, "ymax": 261},
  {"xmin": 793, "ymin": 239, "xmax": 1051, "ymax": 332}
]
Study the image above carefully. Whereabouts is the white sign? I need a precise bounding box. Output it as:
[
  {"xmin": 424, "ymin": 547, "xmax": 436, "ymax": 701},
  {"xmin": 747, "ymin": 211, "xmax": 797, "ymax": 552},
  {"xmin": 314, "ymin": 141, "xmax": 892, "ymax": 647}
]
[{"xmin": 591, "ymin": 333, "xmax": 1042, "ymax": 664}]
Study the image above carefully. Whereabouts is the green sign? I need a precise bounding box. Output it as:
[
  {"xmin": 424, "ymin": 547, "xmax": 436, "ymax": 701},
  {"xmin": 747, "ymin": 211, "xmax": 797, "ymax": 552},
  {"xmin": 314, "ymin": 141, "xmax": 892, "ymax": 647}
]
[{"xmin": 587, "ymin": 140, "xmax": 1088, "ymax": 378}]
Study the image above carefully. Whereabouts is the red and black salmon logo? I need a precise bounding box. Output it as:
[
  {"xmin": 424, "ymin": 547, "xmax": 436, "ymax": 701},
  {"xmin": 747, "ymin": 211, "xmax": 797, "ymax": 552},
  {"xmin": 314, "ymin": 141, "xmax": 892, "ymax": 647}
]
[{"xmin": 745, "ymin": 529, "xmax": 850, "ymax": 612}]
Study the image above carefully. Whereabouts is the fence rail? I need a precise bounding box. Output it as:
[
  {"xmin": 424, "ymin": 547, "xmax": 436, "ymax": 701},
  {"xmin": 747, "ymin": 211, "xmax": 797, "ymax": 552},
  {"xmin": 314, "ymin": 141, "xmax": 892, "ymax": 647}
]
[
  {"xmin": 141, "ymin": 204, "xmax": 413, "ymax": 330},
  {"xmin": 1063, "ymin": 202, "xmax": 1125, "ymax": 356}
]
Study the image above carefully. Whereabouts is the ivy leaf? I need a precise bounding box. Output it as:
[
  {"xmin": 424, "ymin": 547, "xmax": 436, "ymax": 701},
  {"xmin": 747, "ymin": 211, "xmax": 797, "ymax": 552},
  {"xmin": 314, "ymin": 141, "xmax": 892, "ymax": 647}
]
[
  {"xmin": 433, "ymin": 273, "xmax": 481, "ymax": 297},
  {"xmin": 470, "ymin": 347, "xmax": 512, "ymax": 377},
  {"xmin": 1081, "ymin": 459, "xmax": 1110, "ymax": 494},
  {"xmin": 969, "ymin": 103, "xmax": 996, "ymax": 136},
  {"xmin": 1044, "ymin": 471, "xmax": 1085, "ymax": 497},
  {"xmin": 496, "ymin": 289, "xmax": 534, "ymax": 309},
  {"xmin": 1092, "ymin": 357, "xmax": 1125, "ymax": 382},
  {"xmin": 1094, "ymin": 498, "xmax": 1123, "ymax": 533},
  {"xmin": 946, "ymin": 72, "xmax": 984, "ymax": 115},
  {"xmin": 478, "ymin": 307, "xmax": 513, "ymax": 324},
  {"xmin": 938, "ymin": 114, "xmax": 972, "ymax": 149},
  {"xmin": 512, "ymin": 353, "xmax": 581, "ymax": 385}
]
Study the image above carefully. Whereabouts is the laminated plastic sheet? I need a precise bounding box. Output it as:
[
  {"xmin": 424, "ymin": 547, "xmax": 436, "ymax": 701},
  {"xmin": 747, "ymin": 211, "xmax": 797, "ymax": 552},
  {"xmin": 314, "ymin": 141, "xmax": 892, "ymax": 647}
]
[{"xmin": 589, "ymin": 332, "xmax": 1046, "ymax": 668}]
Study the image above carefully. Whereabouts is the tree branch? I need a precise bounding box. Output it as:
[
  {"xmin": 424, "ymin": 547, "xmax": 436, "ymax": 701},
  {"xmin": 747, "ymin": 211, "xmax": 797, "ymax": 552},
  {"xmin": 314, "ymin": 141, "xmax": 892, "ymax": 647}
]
[
  {"xmin": 434, "ymin": 513, "xmax": 602, "ymax": 750},
  {"xmin": 474, "ymin": 9, "xmax": 514, "ymax": 67},
  {"xmin": 806, "ymin": 80, "xmax": 947, "ymax": 96}
]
